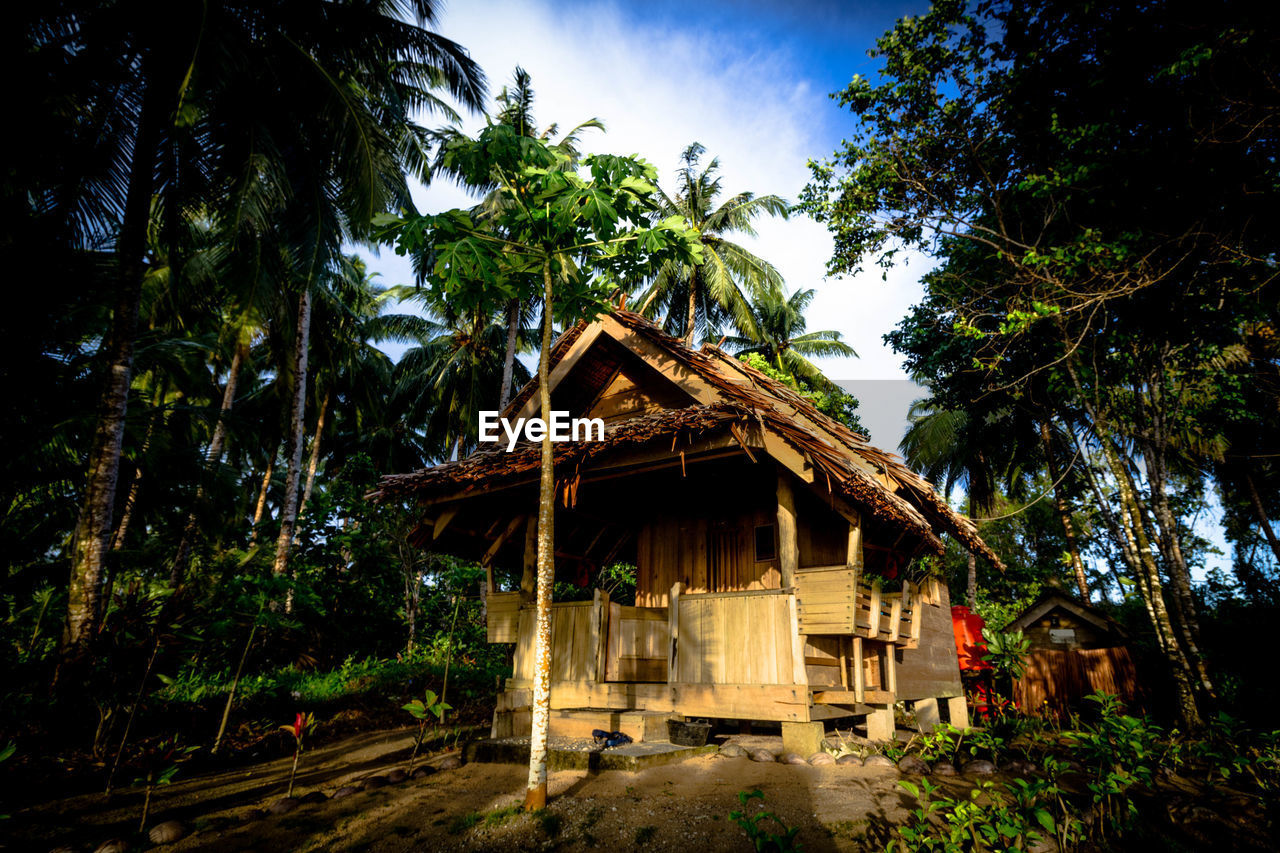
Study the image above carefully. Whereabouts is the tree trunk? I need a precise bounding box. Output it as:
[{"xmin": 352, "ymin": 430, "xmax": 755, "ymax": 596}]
[
  {"xmin": 1242, "ymin": 467, "xmax": 1280, "ymax": 565},
  {"xmin": 525, "ymin": 258, "xmax": 557, "ymax": 812},
  {"xmin": 297, "ymin": 389, "xmax": 330, "ymax": 520},
  {"xmin": 273, "ymin": 289, "xmax": 313, "ymax": 582},
  {"xmin": 248, "ymin": 454, "xmax": 276, "ymax": 547},
  {"xmin": 172, "ymin": 341, "xmax": 246, "ymax": 584},
  {"xmin": 63, "ymin": 75, "xmax": 165, "ymax": 656},
  {"xmin": 1039, "ymin": 421, "xmax": 1089, "ymax": 599},
  {"xmin": 965, "ymin": 495, "xmax": 977, "ymax": 609},
  {"xmin": 684, "ymin": 268, "xmax": 698, "ymax": 346},
  {"xmin": 499, "ymin": 298, "xmax": 520, "ymax": 410},
  {"xmin": 111, "ymin": 382, "xmax": 168, "ymax": 552}
]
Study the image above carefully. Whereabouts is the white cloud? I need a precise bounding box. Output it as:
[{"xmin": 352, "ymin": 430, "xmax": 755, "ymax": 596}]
[{"xmin": 364, "ymin": 0, "xmax": 931, "ymax": 382}]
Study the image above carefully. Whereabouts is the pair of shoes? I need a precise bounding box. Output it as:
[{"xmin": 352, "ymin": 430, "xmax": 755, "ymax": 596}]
[{"xmin": 591, "ymin": 729, "xmax": 633, "ymax": 749}]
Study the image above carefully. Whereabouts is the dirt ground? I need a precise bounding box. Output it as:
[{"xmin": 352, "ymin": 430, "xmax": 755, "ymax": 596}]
[{"xmin": 10, "ymin": 728, "xmax": 939, "ymax": 852}]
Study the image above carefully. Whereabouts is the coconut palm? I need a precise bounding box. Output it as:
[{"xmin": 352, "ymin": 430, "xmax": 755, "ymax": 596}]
[
  {"xmin": 36, "ymin": 0, "xmax": 487, "ymax": 652},
  {"xmin": 721, "ymin": 287, "xmax": 856, "ymax": 390},
  {"xmin": 637, "ymin": 143, "xmax": 789, "ymax": 345}
]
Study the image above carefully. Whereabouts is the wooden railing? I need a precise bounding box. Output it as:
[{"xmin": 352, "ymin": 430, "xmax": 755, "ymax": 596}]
[
  {"xmin": 670, "ymin": 586, "xmax": 805, "ymax": 685},
  {"xmin": 794, "ymin": 566, "xmax": 923, "ymax": 646}
]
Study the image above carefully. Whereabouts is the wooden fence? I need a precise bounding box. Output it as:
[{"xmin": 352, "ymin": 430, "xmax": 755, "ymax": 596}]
[{"xmin": 1013, "ymin": 646, "xmax": 1139, "ymax": 716}]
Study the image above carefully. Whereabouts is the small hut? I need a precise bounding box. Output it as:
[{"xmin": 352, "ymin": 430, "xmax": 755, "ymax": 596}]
[
  {"xmin": 371, "ymin": 310, "xmax": 1001, "ymax": 750},
  {"xmin": 1004, "ymin": 589, "xmax": 1139, "ymax": 715}
]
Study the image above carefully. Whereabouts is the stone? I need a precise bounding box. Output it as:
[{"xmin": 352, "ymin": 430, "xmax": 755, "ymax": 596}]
[
  {"xmin": 269, "ymin": 797, "xmax": 300, "ymax": 814},
  {"xmin": 1004, "ymin": 758, "xmax": 1036, "ymax": 775},
  {"xmin": 93, "ymin": 841, "xmax": 130, "ymax": 853},
  {"xmin": 299, "ymin": 791, "xmax": 328, "ymax": 804},
  {"xmin": 897, "ymin": 755, "xmax": 931, "ymax": 775},
  {"xmin": 147, "ymin": 821, "xmax": 187, "ymax": 844},
  {"xmin": 49, "ymin": 848, "xmax": 77, "ymax": 853},
  {"xmin": 864, "ymin": 754, "xmax": 896, "ymax": 768},
  {"xmin": 331, "ymin": 786, "xmax": 360, "ymax": 800},
  {"xmin": 779, "ymin": 752, "xmax": 808, "ymax": 765},
  {"xmin": 962, "ymin": 759, "xmax": 997, "ymax": 776},
  {"xmin": 437, "ymin": 754, "xmax": 463, "ymax": 771},
  {"xmin": 836, "ymin": 754, "xmax": 864, "ymax": 766},
  {"xmin": 411, "ymin": 766, "xmax": 436, "ymax": 779},
  {"xmin": 808, "ymin": 752, "xmax": 835, "ymax": 766},
  {"xmin": 932, "ymin": 761, "xmax": 958, "ymax": 776},
  {"xmin": 361, "ymin": 776, "xmax": 389, "ymax": 790},
  {"xmin": 750, "ymin": 748, "xmax": 776, "ymax": 763},
  {"xmin": 718, "ymin": 744, "xmax": 748, "ymax": 759},
  {"xmin": 945, "ymin": 696, "xmax": 970, "ymax": 729},
  {"xmin": 386, "ymin": 768, "xmax": 409, "ymax": 784}
]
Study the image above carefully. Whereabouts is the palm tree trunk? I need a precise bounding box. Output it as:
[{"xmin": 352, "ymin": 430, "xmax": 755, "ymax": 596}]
[
  {"xmin": 297, "ymin": 389, "xmax": 330, "ymax": 520},
  {"xmin": 63, "ymin": 76, "xmax": 165, "ymax": 656},
  {"xmin": 499, "ymin": 298, "xmax": 520, "ymax": 410},
  {"xmin": 172, "ymin": 341, "xmax": 246, "ymax": 584},
  {"xmin": 1039, "ymin": 421, "xmax": 1089, "ymax": 599},
  {"xmin": 525, "ymin": 258, "xmax": 557, "ymax": 812},
  {"xmin": 965, "ymin": 496, "xmax": 977, "ymax": 609},
  {"xmin": 684, "ymin": 269, "xmax": 698, "ymax": 346},
  {"xmin": 248, "ymin": 454, "xmax": 276, "ymax": 547},
  {"xmin": 273, "ymin": 289, "xmax": 313, "ymax": 582},
  {"xmin": 1241, "ymin": 467, "xmax": 1280, "ymax": 565},
  {"xmin": 111, "ymin": 382, "xmax": 168, "ymax": 552}
]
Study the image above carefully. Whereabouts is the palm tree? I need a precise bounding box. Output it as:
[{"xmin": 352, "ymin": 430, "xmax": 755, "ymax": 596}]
[
  {"xmin": 899, "ymin": 399, "xmax": 999, "ymax": 609},
  {"xmin": 638, "ymin": 143, "xmax": 789, "ymax": 345},
  {"xmin": 385, "ymin": 286, "xmax": 531, "ymax": 461},
  {"xmin": 722, "ymin": 287, "xmax": 856, "ymax": 389},
  {"xmin": 36, "ymin": 0, "xmax": 486, "ymax": 653}
]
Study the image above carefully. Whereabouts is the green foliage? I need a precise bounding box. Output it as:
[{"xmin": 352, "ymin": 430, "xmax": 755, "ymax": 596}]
[
  {"xmin": 729, "ymin": 789, "xmax": 804, "ymax": 852},
  {"xmin": 738, "ymin": 353, "xmax": 865, "ymax": 434},
  {"xmin": 404, "ymin": 689, "xmax": 451, "ymax": 724},
  {"xmin": 982, "ymin": 630, "xmax": 1030, "ymax": 682}
]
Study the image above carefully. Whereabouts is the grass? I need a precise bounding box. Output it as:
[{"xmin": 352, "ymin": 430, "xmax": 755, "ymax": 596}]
[{"xmin": 447, "ymin": 804, "xmax": 522, "ymax": 835}]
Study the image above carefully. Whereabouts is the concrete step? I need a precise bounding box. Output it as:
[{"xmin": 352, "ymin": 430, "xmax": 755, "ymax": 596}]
[{"xmin": 549, "ymin": 709, "xmax": 675, "ymax": 742}]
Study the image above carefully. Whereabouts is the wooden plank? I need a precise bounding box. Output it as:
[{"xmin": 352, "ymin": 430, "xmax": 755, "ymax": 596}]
[
  {"xmin": 592, "ymin": 589, "xmax": 608, "ymax": 683},
  {"xmin": 776, "ymin": 469, "xmax": 799, "ymax": 589},
  {"xmin": 787, "ymin": 593, "xmax": 807, "ymax": 686},
  {"xmin": 865, "ymin": 581, "xmax": 881, "ymax": 639},
  {"xmin": 486, "ymin": 592, "xmax": 523, "ymax": 643},
  {"xmin": 813, "ymin": 689, "xmax": 894, "ymax": 705},
  {"xmin": 668, "ymin": 582, "xmax": 682, "ymax": 683},
  {"xmin": 510, "ymin": 323, "xmax": 607, "ymax": 421},
  {"xmin": 668, "ymin": 683, "xmax": 810, "ymax": 722}
]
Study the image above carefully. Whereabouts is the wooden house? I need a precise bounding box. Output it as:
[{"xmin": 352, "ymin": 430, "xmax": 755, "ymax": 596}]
[
  {"xmin": 371, "ymin": 310, "xmax": 1001, "ymax": 749},
  {"xmin": 1003, "ymin": 590, "xmax": 1140, "ymax": 715}
]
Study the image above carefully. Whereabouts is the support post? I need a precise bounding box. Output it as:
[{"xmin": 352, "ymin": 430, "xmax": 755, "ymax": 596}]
[
  {"xmin": 520, "ymin": 516, "xmax": 537, "ymax": 599},
  {"xmin": 846, "ymin": 516, "xmax": 862, "ymax": 570},
  {"xmin": 866, "ymin": 704, "xmax": 895, "ymax": 741},
  {"xmin": 776, "ymin": 469, "xmax": 798, "ymax": 589},
  {"xmin": 781, "ymin": 721, "xmax": 825, "ymax": 757},
  {"xmin": 914, "ymin": 697, "xmax": 941, "ymax": 733},
  {"xmin": 852, "ymin": 636, "xmax": 865, "ymax": 703},
  {"xmin": 667, "ymin": 582, "xmax": 683, "ymax": 683},
  {"xmin": 945, "ymin": 695, "xmax": 970, "ymax": 730}
]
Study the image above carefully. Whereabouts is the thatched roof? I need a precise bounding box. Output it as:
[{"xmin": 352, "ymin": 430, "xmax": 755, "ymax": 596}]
[{"xmin": 370, "ymin": 309, "xmax": 1002, "ymax": 567}]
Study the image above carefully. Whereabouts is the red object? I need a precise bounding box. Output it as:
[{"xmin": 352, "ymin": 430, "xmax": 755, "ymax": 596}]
[{"xmin": 951, "ymin": 606, "xmax": 992, "ymax": 671}]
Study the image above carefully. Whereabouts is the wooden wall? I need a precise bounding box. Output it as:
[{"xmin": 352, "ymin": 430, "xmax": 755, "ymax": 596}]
[
  {"xmin": 674, "ymin": 591, "xmax": 801, "ymax": 685},
  {"xmin": 605, "ymin": 604, "xmax": 668, "ymax": 682},
  {"xmin": 1023, "ymin": 608, "xmax": 1115, "ymax": 651},
  {"xmin": 893, "ymin": 581, "xmax": 964, "ymax": 700},
  {"xmin": 795, "ymin": 487, "xmax": 851, "ymax": 568},
  {"xmin": 512, "ymin": 602, "xmax": 598, "ymax": 683},
  {"xmin": 1014, "ymin": 646, "xmax": 1139, "ymax": 715}
]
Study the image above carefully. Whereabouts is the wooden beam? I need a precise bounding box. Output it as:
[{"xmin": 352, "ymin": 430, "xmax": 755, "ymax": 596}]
[
  {"xmin": 592, "ymin": 589, "xmax": 609, "ymax": 683},
  {"xmin": 481, "ymin": 515, "xmax": 527, "ymax": 592},
  {"xmin": 776, "ymin": 468, "xmax": 799, "ymax": 589},
  {"xmin": 520, "ymin": 516, "xmax": 537, "ymax": 599},
  {"xmin": 852, "ymin": 636, "xmax": 865, "ymax": 703},
  {"xmin": 786, "ymin": 593, "xmax": 807, "ymax": 687},
  {"xmin": 866, "ymin": 581, "xmax": 881, "ymax": 639},
  {"xmin": 846, "ymin": 516, "xmax": 863, "ymax": 570},
  {"xmin": 511, "ymin": 323, "xmax": 607, "ymax": 421},
  {"xmin": 433, "ymin": 508, "xmax": 458, "ymax": 540}
]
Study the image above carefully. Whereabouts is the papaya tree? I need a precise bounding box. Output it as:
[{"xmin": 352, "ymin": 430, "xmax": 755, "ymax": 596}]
[{"xmin": 377, "ymin": 123, "xmax": 701, "ymax": 809}]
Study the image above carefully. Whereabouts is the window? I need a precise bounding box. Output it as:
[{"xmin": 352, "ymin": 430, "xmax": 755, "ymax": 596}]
[{"xmin": 754, "ymin": 524, "xmax": 777, "ymax": 562}]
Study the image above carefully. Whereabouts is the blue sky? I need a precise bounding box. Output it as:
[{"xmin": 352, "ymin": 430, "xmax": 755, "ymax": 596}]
[{"xmin": 358, "ymin": 0, "xmax": 1231, "ymax": 580}]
